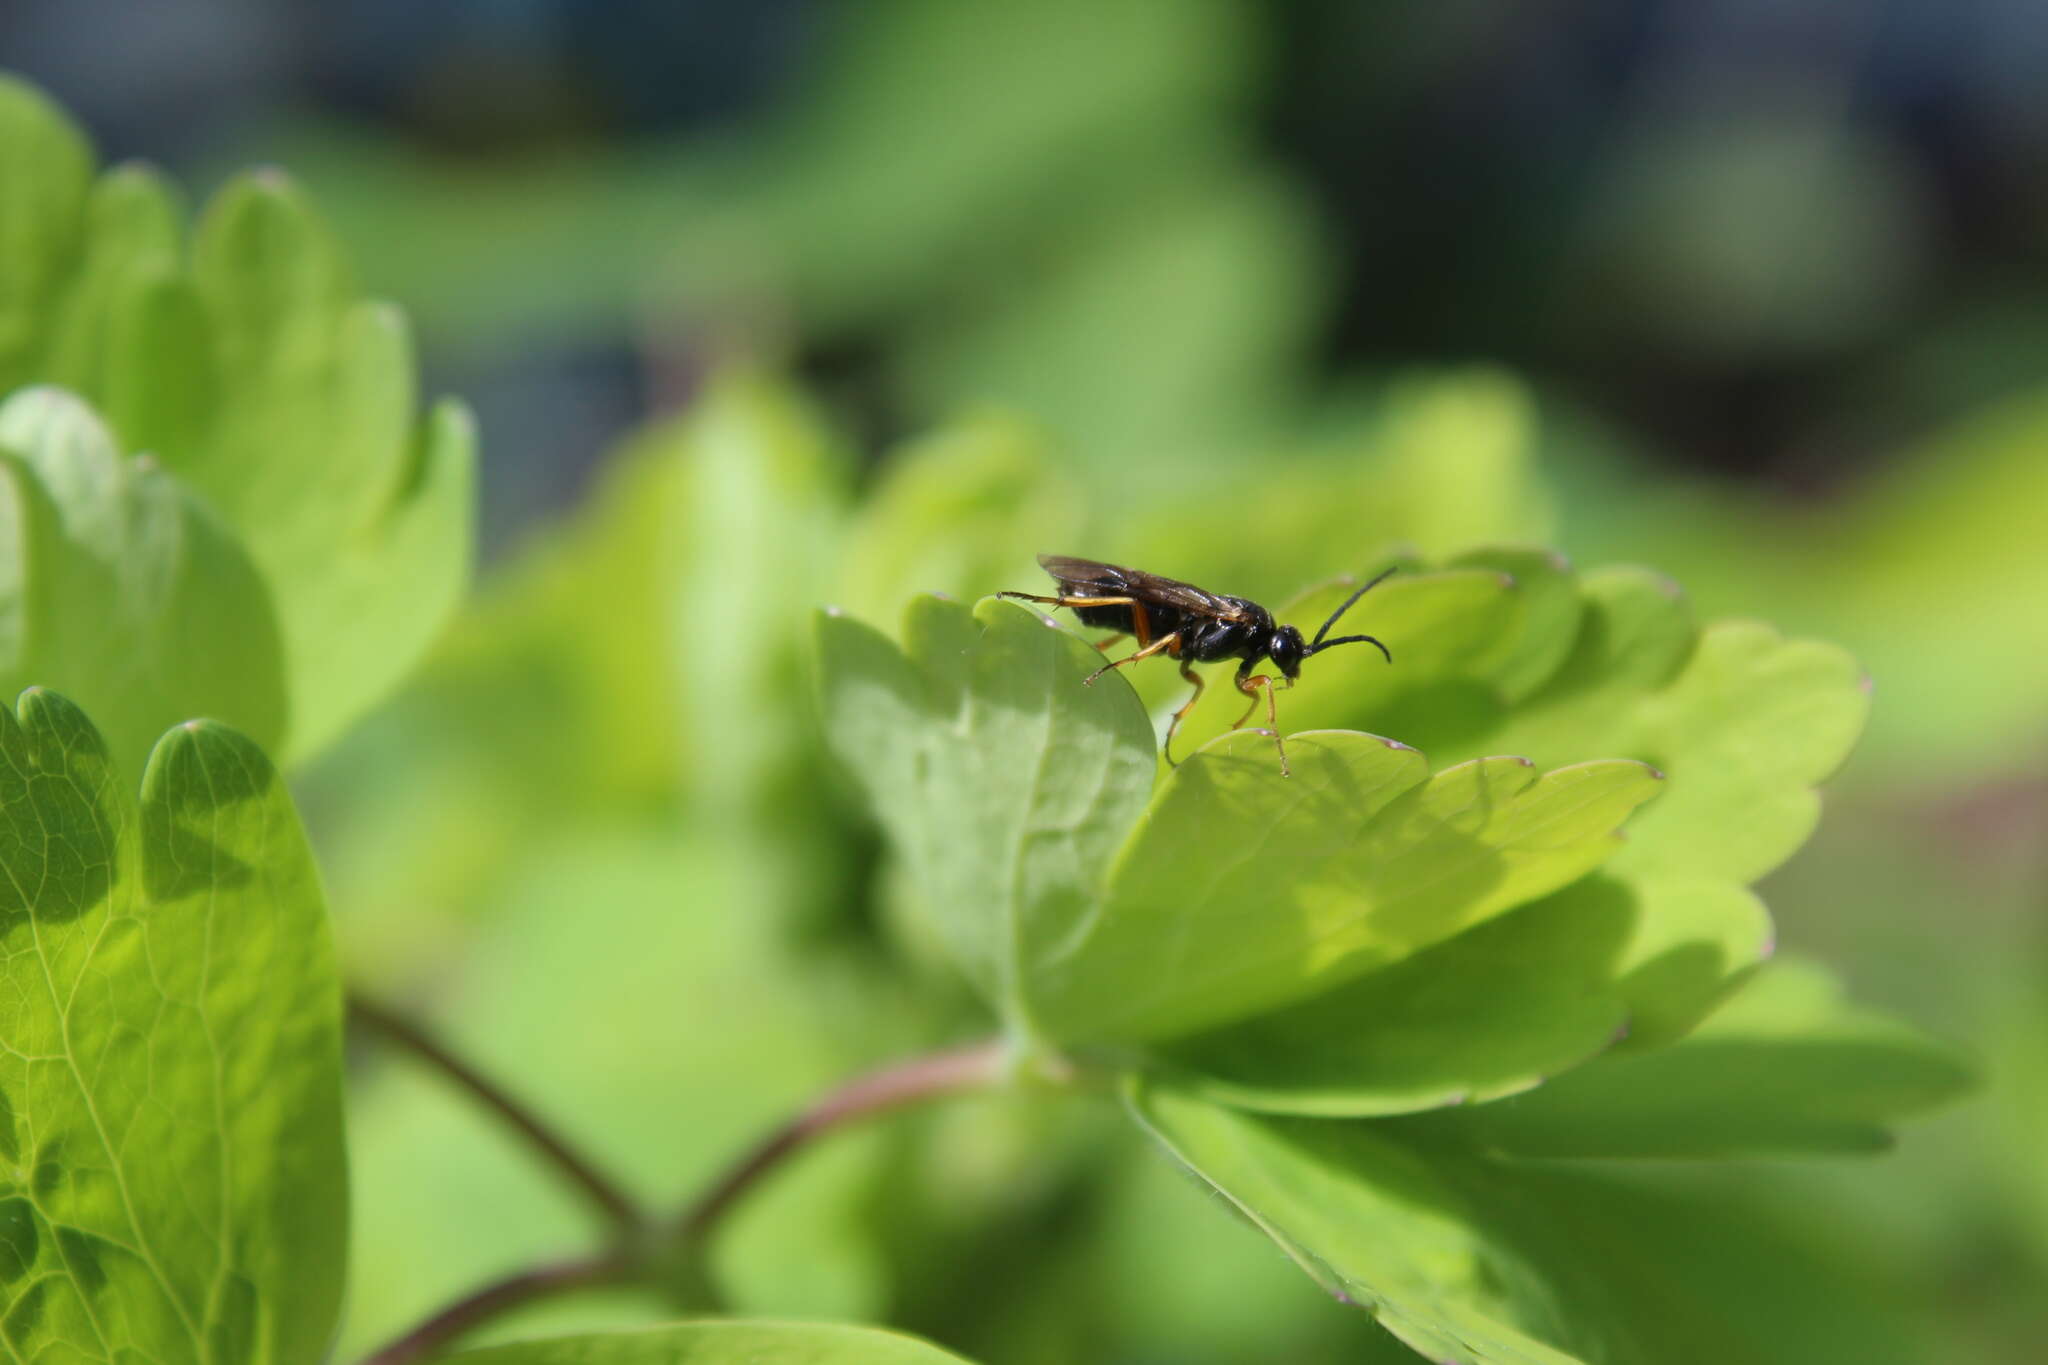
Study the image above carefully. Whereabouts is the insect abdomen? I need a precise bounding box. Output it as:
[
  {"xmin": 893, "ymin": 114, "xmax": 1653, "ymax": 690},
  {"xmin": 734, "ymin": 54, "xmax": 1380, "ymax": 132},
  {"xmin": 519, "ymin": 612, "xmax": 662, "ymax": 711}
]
[{"xmin": 1073, "ymin": 601, "xmax": 1189, "ymax": 639}]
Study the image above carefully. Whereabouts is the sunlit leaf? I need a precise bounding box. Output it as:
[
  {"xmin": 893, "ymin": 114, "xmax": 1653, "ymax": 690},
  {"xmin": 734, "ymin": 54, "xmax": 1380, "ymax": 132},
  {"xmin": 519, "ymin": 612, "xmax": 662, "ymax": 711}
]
[
  {"xmin": 1034, "ymin": 734, "xmax": 1661, "ymax": 1043},
  {"xmin": 0, "ymin": 689, "xmax": 346, "ymax": 1363},
  {"xmin": 816, "ymin": 597, "xmax": 1156, "ymax": 1036},
  {"xmin": 0, "ymin": 76, "xmax": 475, "ymax": 762},
  {"xmin": 0, "ymin": 387, "xmax": 287, "ymax": 778},
  {"xmin": 1153, "ymin": 878, "xmax": 1634, "ymax": 1115}
]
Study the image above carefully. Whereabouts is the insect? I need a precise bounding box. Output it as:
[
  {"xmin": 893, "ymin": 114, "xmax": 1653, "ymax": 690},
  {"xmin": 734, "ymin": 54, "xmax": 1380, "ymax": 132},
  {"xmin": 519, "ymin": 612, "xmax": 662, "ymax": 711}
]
[{"xmin": 998, "ymin": 554, "xmax": 1394, "ymax": 775}]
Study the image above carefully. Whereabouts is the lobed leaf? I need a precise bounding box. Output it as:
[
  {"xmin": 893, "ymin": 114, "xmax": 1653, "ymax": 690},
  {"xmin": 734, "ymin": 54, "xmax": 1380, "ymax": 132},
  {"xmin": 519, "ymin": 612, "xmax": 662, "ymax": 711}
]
[
  {"xmin": 0, "ymin": 387, "xmax": 288, "ymax": 780},
  {"xmin": 437, "ymin": 1320, "xmax": 975, "ymax": 1364},
  {"xmin": 0, "ymin": 688, "xmax": 346, "ymax": 1363},
  {"xmin": 0, "ymin": 75, "xmax": 475, "ymax": 763},
  {"xmin": 1151, "ymin": 877, "xmax": 1636, "ymax": 1116},
  {"xmin": 1165, "ymin": 556, "xmax": 1864, "ymax": 1052},
  {"xmin": 1031, "ymin": 733, "xmax": 1661, "ymax": 1044},
  {"xmin": 1383, "ymin": 956, "xmax": 1976, "ymax": 1158},
  {"xmin": 816, "ymin": 597, "xmax": 1157, "ymax": 1036}
]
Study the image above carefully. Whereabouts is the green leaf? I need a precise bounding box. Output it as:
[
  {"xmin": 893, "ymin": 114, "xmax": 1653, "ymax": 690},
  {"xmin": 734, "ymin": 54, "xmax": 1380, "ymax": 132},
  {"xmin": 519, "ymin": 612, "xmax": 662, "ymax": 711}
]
[
  {"xmin": 0, "ymin": 77, "xmax": 95, "ymax": 389},
  {"xmin": 171, "ymin": 172, "xmax": 475, "ymax": 761},
  {"xmin": 0, "ymin": 78, "xmax": 475, "ymax": 763},
  {"xmin": 1152, "ymin": 877, "xmax": 1636, "ymax": 1116},
  {"xmin": 341, "ymin": 832, "xmax": 891, "ymax": 1355},
  {"xmin": 898, "ymin": 164, "xmax": 1322, "ymax": 480},
  {"xmin": 1360, "ymin": 372, "xmax": 1559, "ymax": 557},
  {"xmin": 1131, "ymin": 1082, "xmax": 1942, "ymax": 1365},
  {"xmin": 1159, "ymin": 563, "xmax": 1553, "ymax": 763},
  {"xmin": 815, "ymin": 597, "xmax": 1157, "ymax": 1036},
  {"xmin": 0, "ymin": 688, "xmax": 346, "ymax": 1364},
  {"xmin": 0, "ymin": 387, "xmax": 288, "ymax": 779},
  {"xmin": 1128, "ymin": 1083, "xmax": 1583, "ymax": 1365},
  {"xmin": 1164, "ymin": 558, "xmax": 1863, "ymax": 1050},
  {"xmin": 838, "ymin": 411, "xmax": 1080, "ymax": 624},
  {"xmin": 1420, "ymin": 1159, "xmax": 1941, "ymax": 1365},
  {"xmin": 1385, "ymin": 956, "xmax": 1975, "ymax": 1158},
  {"xmin": 438, "ymin": 1320, "xmax": 976, "ymax": 1364},
  {"xmin": 1032, "ymin": 733, "xmax": 1662, "ymax": 1043},
  {"xmin": 667, "ymin": 370, "xmax": 852, "ymax": 814}
]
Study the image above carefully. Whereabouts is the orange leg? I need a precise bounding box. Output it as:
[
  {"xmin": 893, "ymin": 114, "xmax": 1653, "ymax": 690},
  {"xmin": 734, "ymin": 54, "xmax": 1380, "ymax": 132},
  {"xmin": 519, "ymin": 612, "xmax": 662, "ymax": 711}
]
[
  {"xmin": 996, "ymin": 592, "xmax": 1142, "ymax": 611},
  {"xmin": 1162, "ymin": 661, "xmax": 1206, "ymax": 766},
  {"xmin": 1084, "ymin": 633, "xmax": 1180, "ymax": 685},
  {"xmin": 1231, "ymin": 673, "xmax": 1297, "ymax": 776},
  {"xmin": 1128, "ymin": 600, "xmax": 1153, "ymax": 650}
]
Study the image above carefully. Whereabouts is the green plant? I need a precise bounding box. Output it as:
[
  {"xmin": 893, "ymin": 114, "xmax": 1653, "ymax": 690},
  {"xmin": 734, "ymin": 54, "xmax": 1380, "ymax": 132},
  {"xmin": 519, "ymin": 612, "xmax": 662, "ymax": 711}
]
[{"xmin": 0, "ymin": 73, "xmax": 1973, "ymax": 1365}]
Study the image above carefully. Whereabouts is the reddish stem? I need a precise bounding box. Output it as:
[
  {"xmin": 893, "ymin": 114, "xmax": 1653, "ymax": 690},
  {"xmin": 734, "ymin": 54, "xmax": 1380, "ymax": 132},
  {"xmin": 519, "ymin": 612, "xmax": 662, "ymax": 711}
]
[{"xmin": 676, "ymin": 1037, "xmax": 1010, "ymax": 1245}]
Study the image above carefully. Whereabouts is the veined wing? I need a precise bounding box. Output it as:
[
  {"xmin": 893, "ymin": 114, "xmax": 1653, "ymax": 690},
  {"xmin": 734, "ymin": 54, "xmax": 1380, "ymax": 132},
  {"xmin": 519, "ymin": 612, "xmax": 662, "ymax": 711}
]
[{"xmin": 1037, "ymin": 554, "xmax": 1249, "ymax": 621}]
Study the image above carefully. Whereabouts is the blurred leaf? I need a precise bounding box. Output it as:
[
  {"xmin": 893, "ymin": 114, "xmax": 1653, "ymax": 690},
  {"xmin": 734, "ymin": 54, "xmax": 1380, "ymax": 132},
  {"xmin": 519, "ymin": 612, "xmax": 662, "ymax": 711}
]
[
  {"xmin": 0, "ymin": 76, "xmax": 96, "ymax": 387},
  {"xmin": 0, "ymin": 386, "xmax": 287, "ymax": 779},
  {"xmin": 1035, "ymin": 736, "xmax": 1661, "ymax": 1044},
  {"xmin": 225, "ymin": 0, "xmax": 1259, "ymax": 351},
  {"xmin": 1132, "ymin": 1081, "xmax": 1940, "ymax": 1365},
  {"xmin": 839, "ymin": 412, "xmax": 1080, "ymax": 623},
  {"xmin": 815, "ymin": 597, "xmax": 1156, "ymax": 1037},
  {"xmin": 173, "ymin": 173, "xmax": 475, "ymax": 760},
  {"xmin": 0, "ymin": 76, "xmax": 475, "ymax": 763},
  {"xmin": 1387, "ymin": 957, "xmax": 1975, "ymax": 1158},
  {"xmin": 667, "ymin": 370, "xmax": 852, "ymax": 815},
  {"xmin": 1559, "ymin": 385, "xmax": 2048, "ymax": 778},
  {"xmin": 342, "ymin": 832, "xmax": 892, "ymax": 1355},
  {"xmin": 439, "ymin": 1320, "xmax": 975, "ymax": 1364},
  {"xmin": 1570, "ymin": 112, "xmax": 1924, "ymax": 360},
  {"xmin": 1364, "ymin": 374, "xmax": 1559, "ymax": 557},
  {"xmin": 899, "ymin": 164, "xmax": 1323, "ymax": 480},
  {"xmin": 1094, "ymin": 1132, "xmax": 1414, "ymax": 1363},
  {"xmin": 1110, "ymin": 371, "xmax": 1558, "ymax": 615},
  {"xmin": 1153, "ymin": 877, "xmax": 1634, "ymax": 1116},
  {"xmin": 0, "ymin": 689, "xmax": 346, "ymax": 1363}
]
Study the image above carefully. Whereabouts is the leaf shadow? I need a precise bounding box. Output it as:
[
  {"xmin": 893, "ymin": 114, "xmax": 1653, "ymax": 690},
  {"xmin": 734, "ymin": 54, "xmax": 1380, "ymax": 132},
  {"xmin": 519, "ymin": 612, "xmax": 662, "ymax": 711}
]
[{"xmin": 0, "ymin": 690, "xmax": 119, "ymax": 935}]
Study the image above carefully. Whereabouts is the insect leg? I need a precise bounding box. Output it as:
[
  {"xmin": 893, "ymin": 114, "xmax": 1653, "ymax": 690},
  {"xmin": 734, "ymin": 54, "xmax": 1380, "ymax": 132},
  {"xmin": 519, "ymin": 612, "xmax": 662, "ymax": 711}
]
[
  {"xmin": 1128, "ymin": 601, "xmax": 1153, "ymax": 650},
  {"xmin": 1084, "ymin": 633, "xmax": 1180, "ymax": 685},
  {"xmin": 1230, "ymin": 671, "xmax": 1265, "ymax": 730},
  {"xmin": 1231, "ymin": 670, "xmax": 1296, "ymax": 776},
  {"xmin": 1162, "ymin": 660, "xmax": 1206, "ymax": 766},
  {"xmin": 995, "ymin": 592, "xmax": 1143, "ymax": 610}
]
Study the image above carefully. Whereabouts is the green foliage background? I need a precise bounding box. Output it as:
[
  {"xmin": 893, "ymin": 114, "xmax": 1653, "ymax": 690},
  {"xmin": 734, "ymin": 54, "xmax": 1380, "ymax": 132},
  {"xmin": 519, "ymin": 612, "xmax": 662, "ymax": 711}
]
[{"xmin": 2, "ymin": 2, "xmax": 2045, "ymax": 1357}]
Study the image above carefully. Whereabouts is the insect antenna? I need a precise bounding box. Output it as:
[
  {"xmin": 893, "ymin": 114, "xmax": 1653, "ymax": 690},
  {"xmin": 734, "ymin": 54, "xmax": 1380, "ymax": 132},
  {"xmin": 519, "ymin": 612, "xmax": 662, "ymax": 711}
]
[
  {"xmin": 1308, "ymin": 566, "xmax": 1397, "ymax": 649},
  {"xmin": 1308, "ymin": 632, "xmax": 1392, "ymax": 663}
]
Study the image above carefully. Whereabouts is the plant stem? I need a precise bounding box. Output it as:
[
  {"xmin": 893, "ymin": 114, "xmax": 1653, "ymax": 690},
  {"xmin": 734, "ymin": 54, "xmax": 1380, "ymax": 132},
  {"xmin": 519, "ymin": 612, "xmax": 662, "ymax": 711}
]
[
  {"xmin": 357, "ymin": 1251, "xmax": 633, "ymax": 1365},
  {"xmin": 355, "ymin": 1035, "xmax": 1010, "ymax": 1362},
  {"xmin": 347, "ymin": 991, "xmax": 645, "ymax": 1237},
  {"xmin": 675, "ymin": 1037, "xmax": 1009, "ymax": 1248}
]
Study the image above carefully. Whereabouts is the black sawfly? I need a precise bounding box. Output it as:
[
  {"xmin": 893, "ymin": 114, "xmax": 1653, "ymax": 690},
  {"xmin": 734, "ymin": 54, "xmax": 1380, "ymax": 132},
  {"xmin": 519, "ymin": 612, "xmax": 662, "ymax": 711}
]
[{"xmin": 998, "ymin": 554, "xmax": 1393, "ymax": 776}]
